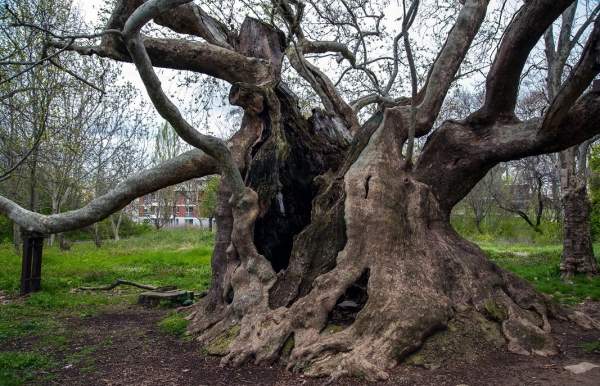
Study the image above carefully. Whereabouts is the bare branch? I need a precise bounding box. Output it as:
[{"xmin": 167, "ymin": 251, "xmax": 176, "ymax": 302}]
[
  {"xmin": 543, "ymin": 18, "xmax": 600, "ymax": 134},
  {"xmin": 122, "ymin": 0, "xmax": 246, "ymax": 199},
  {"xmin": 298, "ymin": 39, "xmax": 355, "ymax": 66},
  {"xmin": 48, "ymin": 58, "xmax": 105, "ymax": 93},
  {"xmin": 472, "ymin": 0, "xmax": 575, "ymax": 122},
  {"xmin": 0, "ymin": 39, "xmax": 74, "ymax": 87},
  {"xmin": 0, "ymin": 149, "xmax": 218, "ymax": 234},
  {"xmin": 0, "ymin": 120, "xmax": 46, "ymax": 183},
  {"xmin": 52, "ymin": 37, "xmax": 274, "ymax": 86},
  {"xmin": 403, "ymin": 0, "xmax": 419, "ymax": 164},
  {"xmin": 287, "ymin": 45, "xmax": 359, "ymax": 132}
]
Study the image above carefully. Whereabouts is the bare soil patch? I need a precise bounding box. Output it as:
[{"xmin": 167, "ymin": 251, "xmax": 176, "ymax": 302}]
[{"xmin": 28, "ymin": 302, "xmax": 600, "ymax": 385}]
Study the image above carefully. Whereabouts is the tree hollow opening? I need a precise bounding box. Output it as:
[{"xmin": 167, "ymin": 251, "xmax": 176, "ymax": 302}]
[{"xmin": 328, "ymin": 268, "xmax": 370, "ymax": 326}]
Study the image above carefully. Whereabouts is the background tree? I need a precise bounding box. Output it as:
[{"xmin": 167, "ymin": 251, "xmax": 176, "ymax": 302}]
[
  {"xmin": 150, "ymin": 122, "xmax": 182, "ymax": 230},
  {"xmin": 543, "ymin": 1, "xmax": 600, "ymax": 277},
  {"xmin": 0, "ymin": 0, "xmax": 149, "ymax": 247},
  {"xmin": 200, "ymin": 175, "xmax": 219, "ymax": 231}
]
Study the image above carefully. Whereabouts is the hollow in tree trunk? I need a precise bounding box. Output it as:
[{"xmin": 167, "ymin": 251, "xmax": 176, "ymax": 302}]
[{"xmin": 189, "ymin": 110, "xmax": 599, "ymax": 380}]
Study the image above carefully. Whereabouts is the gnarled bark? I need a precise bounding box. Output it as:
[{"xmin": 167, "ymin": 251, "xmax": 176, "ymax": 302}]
[
  {"xmin": 189, "ymin": 116, "xmax": 598, "ymax": 382},
  {"xmin": 560, "ymin": 183, "xmax": 598, "ymax": 277}
]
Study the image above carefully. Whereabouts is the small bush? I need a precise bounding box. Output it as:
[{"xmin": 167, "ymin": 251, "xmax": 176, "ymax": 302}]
[{"xmin": 0, "ymin": 215, "xmax": 12, "ymax": 243}]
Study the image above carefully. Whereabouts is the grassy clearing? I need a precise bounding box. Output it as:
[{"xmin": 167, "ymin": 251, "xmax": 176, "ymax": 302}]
[
  {"xmin": 478, "ymin": 241, "xmax": 600, "ymax": 304},
  {"xmin": 0, "ymin": 228, "xmax": 212, "ymax": 385},
  {"xmin": 1, "ymin": 227, "xmax": 600, "ymax": 384}
]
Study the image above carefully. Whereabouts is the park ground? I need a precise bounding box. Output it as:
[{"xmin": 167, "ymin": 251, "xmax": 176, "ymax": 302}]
[{"xmin": 1, "ymin": 228, "xmax": 600, "ymax": 385}]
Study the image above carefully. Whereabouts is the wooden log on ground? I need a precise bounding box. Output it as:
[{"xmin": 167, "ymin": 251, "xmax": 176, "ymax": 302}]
[{"xmin": 138, "ymin": 290, "xmax": 194, "ymax": 307}]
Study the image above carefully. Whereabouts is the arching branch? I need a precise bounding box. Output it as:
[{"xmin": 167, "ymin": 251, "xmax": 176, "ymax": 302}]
[
  {"xmin": 298, "ymin": 39, "xmax": 356, "ymax": 66},
  {"xmin": 415, "ymin": 0, "xmax": 489, "ymax": 132},
  {"xmin": 49, "ymin": 0, "xmax": 272, "ymax": 86},
  {"xmin": 51, "ymin": 37, "xmax": 273, "ymax": 86},
  {"xmin": 472, "ymin": 0, "xmax": 575, "ymax": 123},
  {"xmin": 103, "ymin": 0, "xmax": 233, "ymax": 48},
  {"xmin": 287, "ymin": 45, "xmax": 359, "ymax": 133},
  {"xmin": 122, "ymin": 0, "xmax": 246, "ymax": 200},
  {"xmin": 0, "ymin": 149, "xmax": 218, "ymax": 234}
]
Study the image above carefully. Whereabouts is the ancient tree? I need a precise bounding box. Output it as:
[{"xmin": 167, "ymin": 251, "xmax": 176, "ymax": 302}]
[{"xmin": 1, "ymin": 0, "xmax": 600, "ymax": 381}]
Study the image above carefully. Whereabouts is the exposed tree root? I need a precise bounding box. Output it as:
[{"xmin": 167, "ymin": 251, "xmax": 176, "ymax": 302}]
[{"xmin": 187, "ymin": 116, "xmax": 600, "ymax": 382}]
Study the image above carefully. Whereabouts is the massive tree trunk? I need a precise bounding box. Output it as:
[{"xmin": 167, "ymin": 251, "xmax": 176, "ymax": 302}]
[
  {"xmin": 559, "ymin": 147, "xmax": 599, "ymax": 277},
  {"xmin": 181, "ymin": 8, "xmax": 600, "ymax": 377},
  {"xmin": 188, "ymin": 109, "xmax": 593, "ymax": 381},
  {"xmin": 181, "ymin": 15, "xmax": 600, "ymax": 375}
]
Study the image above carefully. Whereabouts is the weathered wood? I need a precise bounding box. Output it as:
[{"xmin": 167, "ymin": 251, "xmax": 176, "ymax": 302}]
[
  {"xmin": 79, "ymin": 279, "xmax": 166, "ymax": 291},
  {"xmin": 138, "ymin": 290, "xmax": 194, "ymax": 307},
  {"xmin": 20, "ymin": 231, "xmax": 44, "ymax": 295}
]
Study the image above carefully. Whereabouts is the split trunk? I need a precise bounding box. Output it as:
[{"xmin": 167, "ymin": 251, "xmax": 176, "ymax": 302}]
[{"xmin": 180, "ymin": 17, "xmax": 598, "ymax": 382}]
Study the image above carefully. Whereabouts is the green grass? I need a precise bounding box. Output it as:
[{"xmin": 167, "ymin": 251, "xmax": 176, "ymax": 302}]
[
  {"xmin": 0, "ymin": 228, "xmax": 213, "ymax": 385},
  {"xmin": 451, "ymin": 214, "xmax": 562, "ymax": 244},
  {"xmin": 580, "ymin": 339, "xmax": 600, "ymax": 353},
  {"xmin": 1, "ymin": 227, "xmax": 600, "ymax": 384},
  {"xmin": 0, "ymin": 351, "xmax": 55, "ymax": 385},
  {"xmin": 159, "ymin": 312, "xmax": 189, "ymax": 337},
  {"xmin": 478, "ymin": 241, "xmax": 600, "ymax": 304}
]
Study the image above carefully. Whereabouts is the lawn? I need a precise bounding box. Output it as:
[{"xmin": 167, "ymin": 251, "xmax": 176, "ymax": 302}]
[
  {"xmin": 0, "ymin": 229, "xmax": 599, "ymax": 384},
  {"xmin": 0, "ymin": 228, "xmax": 212, "ymax": 385},
  {"xmin": 478, "ymin": 241, "xmax": 600, "ymax": 304}
]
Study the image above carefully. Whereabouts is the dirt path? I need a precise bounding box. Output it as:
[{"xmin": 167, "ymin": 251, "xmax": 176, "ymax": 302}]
[{"xmin": 33, "ymin": 303, "xmax": 600, "ymax": 385}]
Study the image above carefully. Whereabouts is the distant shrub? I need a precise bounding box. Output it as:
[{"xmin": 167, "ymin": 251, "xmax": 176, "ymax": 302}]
[
  {"xmin": 63, "ymin": 215, "xmax": 152, "ymax": 242},
  {"xmin": 0, "ymin": 215, "xmax": 12, "ymax": 243},
  {"xmin": 451, "ymin": 213, "xmax": 561, "ymax": 244}
]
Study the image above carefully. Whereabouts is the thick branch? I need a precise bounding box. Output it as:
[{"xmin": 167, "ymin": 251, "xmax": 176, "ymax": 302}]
[
  {"xmin": 54, "ymin": 0, "xmax": 271, "ymax": 85},
  {"xmin": 52, "ymin": 37, "xmax": 273, "ymax": 86},
  {"xmin": 103, "ymin": 0, "xmax": 233, "ymax": 48},
  {"xmin": 416, "ymin": 90, "xmax": 600, "ymax": 212},
  {"xmin": 0, "ymin": 150, "xmax": 217, "ymax": 234},
  {"xmin": 299, "ymin": 39, "xmax": 356, "ymax": 65},
  {"xmin": 122, "ymin": 0, "xmax": 246, "ymax": 199},
  {"xmin": 473, "ymin": 0, "xmax": 575, "ymax": 122},
  {"xmin": 153, "ymin": 2, "xmax": 234, "ymax": 48},
  {"xmin": 415, "ymin": 0, "xmax": 489, "ymax": 131},
  {"xmin": 287, "ymin": 46, "xmax": 359, "ymax": 132}
]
